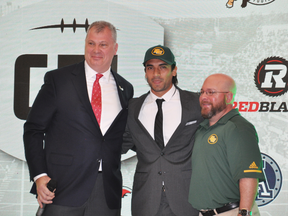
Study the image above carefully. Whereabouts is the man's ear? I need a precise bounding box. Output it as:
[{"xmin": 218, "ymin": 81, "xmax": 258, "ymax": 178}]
[
  {"xmin": 114, "ymin": 43, "xmax": 118, "ymax": 54},
  {"xmin": 226, "ymin": 92, "xmax": 234, "ymax": 104},
  {"xmin": 172, "ymin": 66, "xmax": 177, "ymax": 76}
]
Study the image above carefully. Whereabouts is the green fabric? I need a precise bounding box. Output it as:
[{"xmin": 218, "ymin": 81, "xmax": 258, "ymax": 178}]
[{"xmin": 189, "ymin": 109, "xmax": 265, "ymax": 210}]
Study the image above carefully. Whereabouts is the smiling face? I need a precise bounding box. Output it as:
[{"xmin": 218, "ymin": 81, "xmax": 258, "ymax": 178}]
[
  {"xmin": 85, "ymin": 26, "xmax": 118, "ymax": 73},
  {"xmin": 199, "ymin": 74, "xmax": 235, "ymax": 125},
  {"xmin": 200, "ymin": 87, "xmax": 227, "ymax": 120},
  {"xmin": 144, "ymin": 59, "xmax": 177, "ymax": 97}
]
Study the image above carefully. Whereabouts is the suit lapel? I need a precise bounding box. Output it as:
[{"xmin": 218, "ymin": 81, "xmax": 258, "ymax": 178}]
[
  {"xmin": 111, "ymin": 70, "xmax": 128, "ymax": 109},
  {"xmin": 99, "ymin": 70, "xmax": 130, "ymax": 136},
  {"xmin": 134, "ymin": 93, "xmax": 156, "ymax": 142}
]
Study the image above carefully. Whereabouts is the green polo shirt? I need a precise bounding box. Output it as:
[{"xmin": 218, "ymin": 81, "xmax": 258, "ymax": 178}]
[{"xmin": 188, "ymin": 109, "xmax": 265, "ymax": 210}]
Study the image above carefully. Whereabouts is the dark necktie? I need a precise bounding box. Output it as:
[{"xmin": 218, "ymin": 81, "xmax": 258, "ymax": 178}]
[
  {"xmin": 91, "ymin": 73, "xmax": 103, "ymax": 125},
  {"xmin": 154, "ymin": 99, "xmax": 165, "ymax": 149}
]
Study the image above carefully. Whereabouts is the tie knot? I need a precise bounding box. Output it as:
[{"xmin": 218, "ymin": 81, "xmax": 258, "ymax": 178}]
[
  {"xmin": 156, "ymin": 99, "xmax": 165, "ymax": 108},
  {"xmin": 96, "ymin": 73, "xmax": 103, "ymax": 81}
]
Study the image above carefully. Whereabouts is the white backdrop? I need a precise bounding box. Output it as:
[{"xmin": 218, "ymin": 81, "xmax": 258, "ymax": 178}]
[{"xmin": 0, "ymin": 0, "xmax": 287, "ymax": 215}]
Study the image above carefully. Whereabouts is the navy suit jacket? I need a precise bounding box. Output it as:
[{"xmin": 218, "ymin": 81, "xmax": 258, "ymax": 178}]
[{"xmin": 24, "ymin": 61, "xmax": 133, "ymax": 208}]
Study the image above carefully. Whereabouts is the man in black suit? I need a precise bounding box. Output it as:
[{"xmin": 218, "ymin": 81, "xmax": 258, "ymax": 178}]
[{"xmin": 24, "ymin": 21, "xmax": 133, "ymax": 216}]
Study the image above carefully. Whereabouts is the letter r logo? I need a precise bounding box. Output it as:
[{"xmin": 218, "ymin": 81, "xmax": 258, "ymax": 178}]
[
  {"xmin": 254, "ymin": 57, "xmax": 288, "ymax": 97},
  {"xmin": 261, "ymin": 64, "xmax": 286, "ymax": 88}
]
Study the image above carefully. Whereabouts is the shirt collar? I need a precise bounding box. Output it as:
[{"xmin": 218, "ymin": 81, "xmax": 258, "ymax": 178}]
[
  {"xmin": 200, "ymin": 109, "xmax": 240, "ymax": 129},
  {"xmin": 85, "ymin": 60, "xmax": 111, "ymax": 82},
  {"xmin": 149, "ymin": 85, "xmax": 177, "ymax": 102}
]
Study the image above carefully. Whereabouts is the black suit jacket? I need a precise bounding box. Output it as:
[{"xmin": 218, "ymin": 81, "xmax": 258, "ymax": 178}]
[{"xmin": 24, "ymin": 61, "xmax": 133, "ymax": 208}]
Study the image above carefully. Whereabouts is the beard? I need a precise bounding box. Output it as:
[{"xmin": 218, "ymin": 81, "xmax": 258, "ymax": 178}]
[{"xmin": 201, "ymin": 98, "xmax": 226, "ymax": 119}]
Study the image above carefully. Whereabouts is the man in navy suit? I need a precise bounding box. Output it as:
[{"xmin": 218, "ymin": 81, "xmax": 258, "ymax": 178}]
[{"xmin": 24, "ymin": 21, "xmax": 133, "ymax": 216}]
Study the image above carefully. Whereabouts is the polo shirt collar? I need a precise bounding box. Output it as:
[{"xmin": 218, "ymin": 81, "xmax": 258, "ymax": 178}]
[{"xmin": 200, "ymin": 109, "xmax": 240, "ymax": 129}]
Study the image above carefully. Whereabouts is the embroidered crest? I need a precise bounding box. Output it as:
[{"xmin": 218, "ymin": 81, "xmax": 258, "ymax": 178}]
[
  {"xmin": 151, "ymin": 47, "xmax": 165, "ymax": 56},
  {"xmin": 208, "ymin": 134, "xmax": 218, "ymax": 144}
]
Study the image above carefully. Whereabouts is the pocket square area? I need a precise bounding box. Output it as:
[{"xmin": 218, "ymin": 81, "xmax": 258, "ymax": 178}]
[{"xmin": 185, "ymin": 120, "xmax": 197, "ymax": 126}]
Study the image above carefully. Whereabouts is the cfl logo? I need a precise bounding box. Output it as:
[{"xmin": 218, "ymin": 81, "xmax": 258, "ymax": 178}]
[{"xmin": 254, "ymin": 57, "xmax": 288, "ymax": 97}]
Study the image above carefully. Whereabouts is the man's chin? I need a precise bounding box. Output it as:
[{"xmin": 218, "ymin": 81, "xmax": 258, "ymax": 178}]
[
  {"xmin": 201, "ymin": 114, "xmax": 211, "ymax": 119},
  {"xmin": 201, "ymin": 110, "xmax": 213, "ymax": 119}
]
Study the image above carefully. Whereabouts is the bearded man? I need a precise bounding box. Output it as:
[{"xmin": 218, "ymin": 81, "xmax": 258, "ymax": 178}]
[{"xmin": 188, "ymin": 73, "xmax": 265, "ymax": 216}]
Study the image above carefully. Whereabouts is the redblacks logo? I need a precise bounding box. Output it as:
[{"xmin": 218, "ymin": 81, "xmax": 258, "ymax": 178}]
[
  {"xmin": 233, "ymin": 101, "xmax": 288, "ymax": 112},
  {"xmin": 254, "ymin": 57, "xmax": 288, "ymax": 97}
]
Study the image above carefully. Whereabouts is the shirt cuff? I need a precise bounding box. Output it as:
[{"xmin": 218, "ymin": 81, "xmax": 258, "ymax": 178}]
[{"xmin": 34, "ymin": 173, "xmax": 48, "ymax": 182}]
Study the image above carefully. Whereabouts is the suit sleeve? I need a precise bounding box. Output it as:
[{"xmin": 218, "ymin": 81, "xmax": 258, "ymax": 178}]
[
  {"xmin": 122, "ymin": 123, "xmax": 136, "ymax": 154},
  {"xmin": 121, "ymin": 97, "xmax": 137, "ymax": 154},
  {"xmin": 23, "ymin": 71, "xmax": 57, "ymax": 181}
]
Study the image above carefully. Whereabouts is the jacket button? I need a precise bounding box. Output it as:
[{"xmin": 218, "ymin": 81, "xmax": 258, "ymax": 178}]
[
  {"xmin": 158, "ymin": 171, "xmax": 162, "ymax": 175},
  {"xmin": 160, "ymin": 152, "xmax": 164, "ymax": 156}
]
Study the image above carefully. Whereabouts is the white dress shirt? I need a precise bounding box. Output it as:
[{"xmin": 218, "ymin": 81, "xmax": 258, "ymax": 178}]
[
  {"xmin": 138, "ymin": 85, "xmax": 182, "ymax": 146},
  {"xmin": 85, "ymin": 61, "xmax": 121, "ymax": 135},
  {"xmin": 85, "ymin": 61, "xmax": 121, "ymax": 171}
]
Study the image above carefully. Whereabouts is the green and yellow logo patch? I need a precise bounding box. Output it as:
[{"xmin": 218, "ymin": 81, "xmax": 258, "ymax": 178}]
[
  {"xmin": 151, "ymin": 47, "xmax": 165, "ymax": 56},
  {"xmin": 208, "ymin": 134, "xmax": 218, "ymax": 144}
]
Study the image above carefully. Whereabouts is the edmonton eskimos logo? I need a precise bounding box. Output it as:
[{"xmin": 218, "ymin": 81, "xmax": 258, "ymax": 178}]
[
  {"xmin": 208, "ymin": 134, "xmax": 218, "ymax": 144},
  {"xmin": 151, "ymin": 47, "xmax": 165, "ymax": 56},
  {"xmin": 256, "ymin": 153, "xmax": 282, "ymax": 206},
  {"xmin": 254, "ymin": 56, "xmax": 288, "ymax": 97}
]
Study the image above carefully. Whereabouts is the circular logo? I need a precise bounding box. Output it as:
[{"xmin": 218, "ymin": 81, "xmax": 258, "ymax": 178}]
[
  {"xmin": 249, "ymin": 0, "xmax": 275, "ymax": 6},
  {"xmin": 151, "ymin": 47, "xmax": 165, "ymax": 56},
  {"xmin": 254, "ymin": 56, "xmax": 288, "ymax": 97},
  {"xmin": 208, "ymin": 134, "xmax": 218, "ymax": 144},
  {"xmin": 256, "ymin": 153, "xmax": 282, "ymax": 207}
]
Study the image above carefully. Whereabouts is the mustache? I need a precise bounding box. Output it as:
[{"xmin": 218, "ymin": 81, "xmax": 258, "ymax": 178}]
[{"xmin": 200, "ymin": 101, "xmax": 212, "ymax": 106}]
